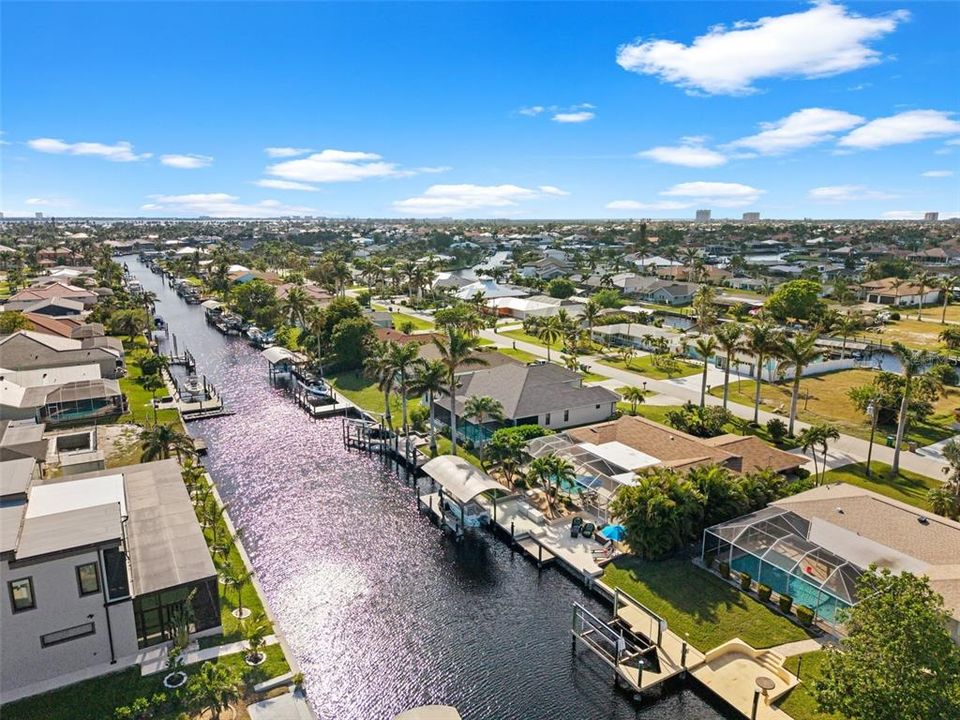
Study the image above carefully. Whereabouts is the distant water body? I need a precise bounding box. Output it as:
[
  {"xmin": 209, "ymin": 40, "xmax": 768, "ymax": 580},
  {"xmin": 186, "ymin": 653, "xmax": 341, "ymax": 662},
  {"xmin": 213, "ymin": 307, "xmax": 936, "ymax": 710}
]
[{"xmin": 131, "ymin": 261, "xmax": 736, "ymax": 720}]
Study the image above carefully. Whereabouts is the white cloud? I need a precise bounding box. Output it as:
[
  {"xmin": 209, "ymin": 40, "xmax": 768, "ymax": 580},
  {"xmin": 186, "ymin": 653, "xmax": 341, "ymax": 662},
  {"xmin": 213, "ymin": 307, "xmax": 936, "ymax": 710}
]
[
  {"xmin": 267, "ymin": 149, "xmax": 416, "ymax": 183},
  {"xmin": 808, "ymin": 185, "xmax": 898, "ymax": 202},
  {"xmin": 518, "ymin": 106, "xmax": 546, "ymax": 117},
  {"xmin": 265, "ymin": 147, "xmax": 312, "ymax": 158},
  {"xmin": 160, "ymin": 153, "xmax": 213, "ymax": 169},
  {"xmin": 660, "ymin": 181, "xmax": 763, "ymax": 207},
  {"xmin": 25, "ymin": 197, "xmax": 74, "ymax": 207},
  {"xmin": 726, "ymin": 108, "xmax": 865, "ymax": 155},
  {"xmin": 141, "ymin": 193, "xmax": 314, "ymax": 218},
  {"xmin": 839, "ymin": 110, "xmax": 960, "ymax": 149},
  {"xmin": 616, "ymin": 2, "xmax": 907, "ymax": 95},
  {"xmin": 881, "ymin": 210, "xmax": 960, "ymax": 220},
  {"xmin": 27, "ymin": 137, "xmax": 151, "ymax": 162},
  {"xmin": 922, "ymin": 170, "xmax": 954, "ymax": 178},
  {"xmin": 552, "ymin": 111, "xmax": 595, "ymax": 123},
  {"xmin": 392, "ymin": 184, "xmax": 567, "ymax": 216},
  {"xmin": 254, "ymin": 179, "xmax": 320, "ymax": 191},
  {"xmin": 637, "ymin": 139, "xmax": 727, "ymax": 167}
]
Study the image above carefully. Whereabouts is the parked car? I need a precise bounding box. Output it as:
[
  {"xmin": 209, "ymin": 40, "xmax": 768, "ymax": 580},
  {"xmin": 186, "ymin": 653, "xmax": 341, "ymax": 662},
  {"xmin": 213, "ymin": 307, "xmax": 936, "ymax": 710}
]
[
  {"xmin": 581, "ymin": 522, "xmax": 596, "ymax": 539},
  {"xmin": 570, "ymin": 516, "xmax": 583, "ymax": 538}
]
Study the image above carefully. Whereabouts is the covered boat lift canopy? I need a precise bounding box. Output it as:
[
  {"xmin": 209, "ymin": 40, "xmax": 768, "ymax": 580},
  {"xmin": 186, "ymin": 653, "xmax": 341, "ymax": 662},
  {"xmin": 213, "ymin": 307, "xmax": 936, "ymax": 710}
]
[
  {"xmin": 200, "ymin": 299, "xmax": 222, "ymax": 312},
  {"xmin": 421, "ymin": 455, "xmax": 508, "ymax": 505}
]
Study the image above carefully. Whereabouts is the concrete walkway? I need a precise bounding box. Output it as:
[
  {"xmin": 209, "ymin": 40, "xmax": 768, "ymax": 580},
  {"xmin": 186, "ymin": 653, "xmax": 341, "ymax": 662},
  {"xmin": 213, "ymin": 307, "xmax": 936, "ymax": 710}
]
[
  {"xmin": 768, "ymin": 638, "xmax": 830, "ymax": 657},
  {"xmin": 139, "ymin": 634, "xmax": 279, "ymax": 675},
  {"xmin": 247, "ymin": 689, "xmax": 313, "ymax": 720}
]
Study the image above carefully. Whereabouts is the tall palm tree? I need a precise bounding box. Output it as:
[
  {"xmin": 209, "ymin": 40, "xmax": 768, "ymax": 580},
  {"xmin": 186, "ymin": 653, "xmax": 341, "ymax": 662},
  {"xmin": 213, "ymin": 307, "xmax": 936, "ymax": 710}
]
[
  {"xmin": 387, "ymin": 341, "xmax": 421, "ymax": 441},
  {"xmin": 462, "ymin": 395, "xmax": 505, "ymax": 457},
  {"xmin": 776, "ymin": 331, "xmax": 822, "ymax": 436},
  {"xmin": 745, "ymin": 321, "xmax": 780, "ymax": 425},
  {"xmin": 622, "ymin": 386, "xmax": 646, "ymax": 414},
  {"xmin": 187, "ymin": 661, "xmax": 243, "ymax": 719},
  {"xmin": 363, "ymin": 341, "xmax": 396, "ymax": 429},
  {"xmin": 693, "ymin": 336, "xmax": 718, "ymax": 407},
  {"xmin": 835, "ymin": 314, "xmax": 862, "ymax": 359},
  {"xmin": 433, "ymin": 329, "xmax": 487, "ymax": 456},
  {"xmin": 223, "ymin": 566, "xmax": 252, "ymax": 620},
  {"xmin": 912, "ymin": 270, "xmax": 935, "ymax": 321},
  {"xmin": 536, "ymin": 316, "xmax": 563, "ymax": 362},
  {"xmin": 409, "ymin": 359, "xmax": 447, "ymax": 455},
  {"xmin": 692, "ymin": 284, "xmax": 718, "ymax": 333},
  {"xmin": 939, "ymin": 275, "xmax": 959, "ymax": 324},
  {"xmin": 890, "ymin": 342, "xmax": 935, "ymax": 476},
  {"xmin": 714, "ymin": 322, "xmax": 746, "ymax": 410},
  {"xmin": 282, "ymin": 285, "xmax": 310, "ymax": 328},
  {"xmin": 139, "ymin": 422, "xmax": 195, "ymax": 462},
  {"xmin": 581, "ymin": 299, "xmax": 601, "ymax": 338}
]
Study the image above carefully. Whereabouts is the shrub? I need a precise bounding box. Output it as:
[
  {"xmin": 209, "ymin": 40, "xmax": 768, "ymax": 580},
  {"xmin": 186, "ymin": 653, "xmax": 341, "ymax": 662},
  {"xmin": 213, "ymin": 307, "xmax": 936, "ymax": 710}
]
[
  {"xmin": 757, "ymin": 584, "xmax": 772, "ymax": 602},
  {"xmin": 778, "ymin": 594, "xmax": 793, "ymax": 613},
  {"xmin": 889, "ymin": 311, "xmax": 901, "ymax": 321},
  {"xmin": 489, "ymin": 424, "xmax": 552, "ymax": 444},
  {"xmin": 739, "ymin": 572, "xmax": 752, "ymax": 591},
  {"xmin": 796, "ymin": 605, "xmax": 815, "ymax": 626},
  {"xmin": 929, "ymin": 362, "xmax": 958, "ymax": 387},
  {"xmin": 719, "ymin": 561, "xmax": 730, "ymax": 579},
  {"xmin": 766, "ymin": 418, "xmax": 788, "ymax": 443}
]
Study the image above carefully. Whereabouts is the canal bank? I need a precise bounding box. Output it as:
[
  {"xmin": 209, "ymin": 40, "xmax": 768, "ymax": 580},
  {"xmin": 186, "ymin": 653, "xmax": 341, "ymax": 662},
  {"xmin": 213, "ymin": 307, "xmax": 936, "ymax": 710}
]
[{"xmin": 131, "ymin": 260, "xmax": 739, "ymax": 720}]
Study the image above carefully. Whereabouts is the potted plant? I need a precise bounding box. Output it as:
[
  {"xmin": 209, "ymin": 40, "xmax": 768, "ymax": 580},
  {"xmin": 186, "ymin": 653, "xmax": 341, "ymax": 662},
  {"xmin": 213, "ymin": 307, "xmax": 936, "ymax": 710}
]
[
  {"xmin": 757, "ymin": 583, "xmax": 772, "ymax": 602},
  {"xmin": 163, "ymin": 592, "xmax": 195, "ymax": 689},
  {"xmin": 796, "ymin": 605, "xmax": 815, "ymax": 626},
  {"xmin": 718, "ymin": 560, "xmax": 730, "ymax": 579},
  {"xmin": 739, "ymin": 571, "xmax": 752, "ymax": 592},
  {"xmin": 778, "ymin": 594, "xmax": 793, "ymax": 614}
]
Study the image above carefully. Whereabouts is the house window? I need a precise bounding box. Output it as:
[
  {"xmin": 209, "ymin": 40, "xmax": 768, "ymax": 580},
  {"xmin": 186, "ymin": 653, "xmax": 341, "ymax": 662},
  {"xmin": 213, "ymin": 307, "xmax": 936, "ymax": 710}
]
[
  {"xmin": 563, "ymin": 410, "xmax": 570, "ymax": 422},
  {"xmin": 545, "ymin": 413, "xmax": 551, "ymax": 425},
  {"xmin": 76, "ymin": 562, "xmax": 101, "ymax": 597},
  {"xmin": 9, "ymin": 578, "xmax": 35, "ymax": 613},
  {"xmin": 596, "ymin": 404, "xmax": 601, "ymax": 409},
  {"xmin": 103, "ymin": 547, "xmax": 130, "ymax": 601},
  {"xmin": 40, "ymin": 622, "xmax": 96, "ymax": 648}
]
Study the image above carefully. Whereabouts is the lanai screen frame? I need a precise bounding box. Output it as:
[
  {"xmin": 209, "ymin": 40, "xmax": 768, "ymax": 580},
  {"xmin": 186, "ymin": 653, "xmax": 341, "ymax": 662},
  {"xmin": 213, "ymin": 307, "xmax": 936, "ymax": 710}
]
[{"xmin": 702, "ymin": 507, "xmax": 864, "ymax": 628}]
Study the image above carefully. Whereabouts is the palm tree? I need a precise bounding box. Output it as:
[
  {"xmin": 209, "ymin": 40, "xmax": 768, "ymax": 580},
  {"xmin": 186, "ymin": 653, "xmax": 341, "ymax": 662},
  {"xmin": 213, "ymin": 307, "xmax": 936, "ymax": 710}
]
[
  {"xmin": 913, "ymin": 270, "xmax": 934, "ymax": 321},
  {"xmin": 282, "ymin": 285, "xmax": 310, "ymax": 328},
  {"xmin": 622, "ymin": 386, "xmax": 646, "ymax": 414},
  {"xmin": 433, "ymin": 329, "xmax": 488, "ymax": 456},
  {"xmin": 462, "ymin": 395, "xmax": 504, "ymax": 457},
  {"xmin": 835, "ymin": 314, "xmax": 861, "ymax": 359},
  {"xmin": 364, "ymin": 341, "xmax": 396, "ymax": 429},
  {"xmin": 139, "ymin": 422, "xmax": 195, "ymax": 462},
  {"xmin": 409, "ymin": 359, "xmax": 447, "ymax": 456},
  {"xmin": 714, "ymin": 322, "xmax": 746, "ymax": 410},
  {"xmin": 187, "ymin": 661, "xmax": 243, "ymax": 718},
  {"xmin": 387, "ymin": 341, "xmax": 421, "ymax": 441},
  {"xmin": 890, "ymin": 342, "xmax": 935, "ymax": 476},
  {"xmin": 140, "ymin": 373, "xmax": 166, "ymax": 424},
  {"xmin": 223, "ymin": 566, "xmax": 252, "ymax": 620},
  {"xmin": 776, "ymin": 331, "xmax": 822, "ymax": 436},
  {"xmin": 581, "ymin": 299, "xmax": 601, "ymax": 338},
  {"xmin": 692, "ymin": 284, "xmax": 718, "ymax": 333},
  {"xmin": 618, "ymin": 345, "xmax": 636, "ymax": 369},
  {"xmin": 536, "ymin": 316, "xmax": 563, "ymax": 362},
  {"xmin": 939, "ymin": 275, "xmax": 959, "ymax": 324},
  {"xmin": 527, "ymin": 454, "xmax": 574, "ymax": 517},
  {"xmin": 693, "ymin": 336, "xmax": 719, "ymax": 407},
  {"xmin": 745, "ymin": 321, "xmax": 780, "ymax": 425}
]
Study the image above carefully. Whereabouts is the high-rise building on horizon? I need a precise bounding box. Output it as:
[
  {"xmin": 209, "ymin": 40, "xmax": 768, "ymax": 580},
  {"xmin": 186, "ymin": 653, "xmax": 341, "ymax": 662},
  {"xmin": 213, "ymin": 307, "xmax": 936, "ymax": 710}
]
[
  {"xmin": 34, "ymin": 212, "xmax": 43, "ymax": 220},
  {"xmin": 925, "ymin": 212, "xmax": 939, "ymax": 222},
  {"xmin": 742, "ymin": 212, "xmax": 760, "ymax": 222},
  {"xmin": 695, "ymin": 209, "xmax": 711, "ymax": 222}
]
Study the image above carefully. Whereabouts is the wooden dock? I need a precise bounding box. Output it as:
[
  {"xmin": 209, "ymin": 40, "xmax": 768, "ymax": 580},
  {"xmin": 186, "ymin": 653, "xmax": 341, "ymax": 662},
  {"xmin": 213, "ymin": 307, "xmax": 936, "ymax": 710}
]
[{"xmin": 516, "ymin": 536, "xmax": 556, "ymax": 567}]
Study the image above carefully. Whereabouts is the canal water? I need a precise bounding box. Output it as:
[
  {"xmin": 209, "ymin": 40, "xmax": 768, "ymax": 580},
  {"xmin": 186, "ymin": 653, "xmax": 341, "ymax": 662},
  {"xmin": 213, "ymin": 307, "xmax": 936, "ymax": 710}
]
[{"xmin": 130, "ymin": 261, "xmax": 736, "ymax": 720}]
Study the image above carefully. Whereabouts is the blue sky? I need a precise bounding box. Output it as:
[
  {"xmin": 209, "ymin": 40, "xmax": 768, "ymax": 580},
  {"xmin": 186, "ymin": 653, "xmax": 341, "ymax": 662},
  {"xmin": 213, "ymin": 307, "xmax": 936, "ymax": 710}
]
[{"xmin": 2, "ymin": 1, "xmax": 959, "ymax": 219}]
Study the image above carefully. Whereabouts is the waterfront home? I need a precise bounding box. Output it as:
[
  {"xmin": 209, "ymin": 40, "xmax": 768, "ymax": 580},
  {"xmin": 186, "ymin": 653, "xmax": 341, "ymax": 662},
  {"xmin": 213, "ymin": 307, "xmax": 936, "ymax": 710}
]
[
  {"xmin": 0, "ymin": 459, "xmax": 220, "ymax": 702},
  {"xmin": 704, "ymin": 483, "xmax": 960, "ymax": 638},
  {"xmin": 275, "ymin": 282, "xmax": 334, "ymax": 308},
  {"xmin": 1, "ymin": 368, "xmax": 127, "ymax": 426},
  {"xmin": 859, "ymin": 277, "xmax": 942, "ymax": 307},
  {"xmin": 431, "ymin": 363, "xmax": 619, "ymax": 444},
  {"xmin": 485, "ymin": 295, "xmax": 584, "ymax": 320},
  {"xmin": 0, "ymin": 330, "xmax": 125, "ymax": 379},
  {"xmin": 3, "ymin": 282, "xmax": 98, "ymax": 311},
  {"xmin": 635, "ymin": 280, "xmax": 699, "ymax": 306},
  {"xmin": 454, "ymin": 279, "xmax": 528, "ymax": 301}
]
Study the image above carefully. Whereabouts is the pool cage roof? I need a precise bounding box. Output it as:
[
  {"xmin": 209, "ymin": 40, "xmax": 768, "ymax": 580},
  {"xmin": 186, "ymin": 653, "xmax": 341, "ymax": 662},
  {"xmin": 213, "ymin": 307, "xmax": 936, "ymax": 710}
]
[
  {"xmin": 706, "ymin": 506, "xmax": 863, "ymax": 606},
  {"xmin": 525, "ymin": 435, "xmax": 631, "ymax": 495}
]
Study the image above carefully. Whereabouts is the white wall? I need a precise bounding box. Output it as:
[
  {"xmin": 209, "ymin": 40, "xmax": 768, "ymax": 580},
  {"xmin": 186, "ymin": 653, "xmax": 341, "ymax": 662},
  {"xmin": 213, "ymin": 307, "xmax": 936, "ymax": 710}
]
[
  {"xmin": 0, "ymin": 549, "xmax": 138, "ymax": 700},
  {"xmin": 539, "ymin": 401, "xmax": 616, "ymax": 431}
]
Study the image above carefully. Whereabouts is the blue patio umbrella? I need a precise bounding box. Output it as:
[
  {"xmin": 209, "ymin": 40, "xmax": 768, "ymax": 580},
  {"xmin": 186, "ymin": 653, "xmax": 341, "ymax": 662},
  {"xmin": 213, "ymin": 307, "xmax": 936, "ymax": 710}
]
[{"xmin": 600, "ymin": 524, "xmax": 626, "ymax": 542}]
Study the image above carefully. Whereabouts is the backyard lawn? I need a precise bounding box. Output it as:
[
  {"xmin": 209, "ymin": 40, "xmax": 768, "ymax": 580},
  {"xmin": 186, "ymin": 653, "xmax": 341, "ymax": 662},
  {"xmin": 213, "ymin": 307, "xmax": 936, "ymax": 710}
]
[
  {"xmin": 328, "ymin": 369, "xmax": 422, "ymax": 419},
  {"xmin": 822, "ymin": 461, "xmax": 939, "ymax": 510},
  {"xmin": 599, "ymin": 353, "xmax": 702, "ymax": 380},
  {"xmin": 497, "ymin": 346, "xmax": 539, "ymax": 363},
  {"xmin": 1, "ymin": 644, "xmax": 289, "ymax": 720},
  {"xmin": 715, "ymin": 370, "xmax": 957, "ymax": 447},
  {"xmin": 602, "ymin": 557, "xmax": 811, "ymax": 652},
  {"xmin": 390, "ymin": 311, "xmax": 435, "ymax": 332},
  {"xmin": 617, "ymin": 401, "xmax": 797, "ymax": 448},
  {"xmin": 117, "ymin": 361, "xmax": 183, "ymax": 430},
  {"xmin": 433, "ymin": 436, "xmax": 484, "ymax": 469},
  {"xmin": 780, "ymin": 651, "xmax": 843, "ymax": 720}
]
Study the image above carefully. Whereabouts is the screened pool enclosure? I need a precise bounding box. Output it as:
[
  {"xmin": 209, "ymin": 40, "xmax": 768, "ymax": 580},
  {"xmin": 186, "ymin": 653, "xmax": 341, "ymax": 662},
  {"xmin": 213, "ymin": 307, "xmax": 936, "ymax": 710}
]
[{"xmin": 702, "ymin": 506, "xmax": 863, "ymax": 627}]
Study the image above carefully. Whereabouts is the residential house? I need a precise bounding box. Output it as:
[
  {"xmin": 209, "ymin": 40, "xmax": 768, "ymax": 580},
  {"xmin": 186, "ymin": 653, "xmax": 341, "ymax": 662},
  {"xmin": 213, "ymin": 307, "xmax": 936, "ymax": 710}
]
[
  {"xmin": 432, "ymin": 363, "xmax": 619, "ymax": 443},
  {"xmin": 859, "ymin": 277, "xmax": 942, "ymax": 307},
  {"xmin": 0, "ymin": 460, "xmax": 220, "ymax": 702},
  {"xmin": 0, "ymin": 331, "xmax": 125, "ymax": 380},
  {"xmin": 3, "ymin": 283, "xmax": 98, "ymax": 311},
  {"xmin": 455, "ymin": 279, "xmax": 528, "ymax": 301},
  {"xmin": 908, "ymin": 247, "xmax": 957, "ymax": 267},
  {"xmin": 636, "ymin": 280, "xmax": 699, "ymax": 306},
  {"xmin": 590, "ymin": 323, "xmax": 684, "ymax": 353}
]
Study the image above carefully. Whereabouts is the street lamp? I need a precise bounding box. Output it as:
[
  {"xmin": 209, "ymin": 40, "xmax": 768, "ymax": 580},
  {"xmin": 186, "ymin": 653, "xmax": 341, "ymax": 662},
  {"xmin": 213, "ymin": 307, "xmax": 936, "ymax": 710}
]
[{"xmin": 866, "ymin": 398, "xmax": 879, "ymax": 478}]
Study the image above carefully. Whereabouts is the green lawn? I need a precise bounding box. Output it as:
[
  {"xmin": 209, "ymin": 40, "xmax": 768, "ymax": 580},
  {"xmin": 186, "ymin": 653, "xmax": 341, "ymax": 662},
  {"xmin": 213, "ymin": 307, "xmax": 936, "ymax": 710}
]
[
  {"xmin": 1, "ymin": 645, "xmax": 289, "ymax": 720},
  {"xmin": 580, "ymin": 370, "xmax": 609, "ymax": 383},
  {"xmin": 616, "ymin": 401, "xmax": 795, "ymax": 448},
  {"xmin": 603, "ymin": 557, "xmax": 811, "ymax": 652},
  {"xmin": 599, "ymin": 353, "xmax": 702, "ymax": 380},
  {"xmin": 502, "ymin": 328, "xmax": 560, "ymax": 350},
  {"xmin": 822, "ymin": 461, "xmax": 939, "ymax": 510},
  {"xmin": 391, "ymin": 311, "xmax": 435, "ymax": 331},
  {"xmin": 328, "ymin": 369, "xmax": 422, "ymax": 419},
  {"xmin": 497, "ymin": 346, "xmax": 539, "ymax": 363},
  {"xmin": 433, "ymin": 436, "xmax": 484, "ymax": 469},
  {"xmin": 780, "ymin": 651, "xmax": 843, "ymax": 720},
  {"xmin": 117, "ymin": 359, "xmax": 182, "ymax": 430}
]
